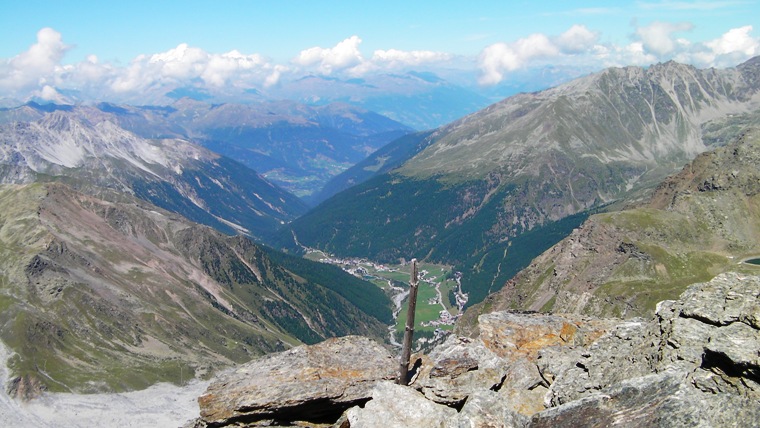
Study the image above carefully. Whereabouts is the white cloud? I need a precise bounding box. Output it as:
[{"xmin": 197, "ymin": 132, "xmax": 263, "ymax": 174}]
[
  {"xmin": 292, "ymin": 36, "xmax": 452, "ymax": 77},
  {"xmin": 371, "ymin": 49, "xmax": 451, "ymax": 67},
  {"xmin": 293, "ymin": 36, "xmax": 364, "ymax": 74},
  {"xmin": 149, "ymin": 43, "xmax": 209, "ymax": 80},
  {"xmin": 264, "ymin": 64, "xmax": 288, "ymax": 87},
  {"xmin": 706, "ymin": 25, "xmax": 758, "ymax": 56},
  {"xmin": 622, "ymin": 42, "xmax": 659, "ymax": 65},
  {"xmin": 3, "ymin": 25, "xmax": 759, "ymax": 103},
  {"xmin": 109, "ymin": 44, "xmax": 275, "ymax": 93},
  {"xmin": 556, "ymin": 25, "xmax": 599, "ymax": 53},
  {"xmin": 0, "ymin": 27, "xmax": 70, "ymax": 95},
  {"xmin": 478, "ymin": 30, "xmax": 586, "ymax": 85},
  {"xmin": 202, "ymin": 50, "xmax": 268, "ymax": 87},
  {"xmin": 635, "ymin": 21, "xmax": 694, "ymax": 55}
]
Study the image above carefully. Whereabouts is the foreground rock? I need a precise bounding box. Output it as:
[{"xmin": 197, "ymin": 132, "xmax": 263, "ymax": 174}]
[
  {"xmin": 197, "ymin": 336, "xmax": 395, "ymax": 426},
  {"xmin": 194, "ymin": 273, "xmax": 760, "ymax": 427}
]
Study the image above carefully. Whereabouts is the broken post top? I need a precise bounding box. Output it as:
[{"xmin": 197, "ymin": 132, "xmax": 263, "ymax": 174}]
[{"xmin": 410, "ymin": 258, "xmax": 419, "ymax": 286}]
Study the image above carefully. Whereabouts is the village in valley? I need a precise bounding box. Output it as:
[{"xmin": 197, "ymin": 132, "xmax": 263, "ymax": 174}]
[{"xmin": 304, "ymin": 249, "xmax": 469, "ymax": 346}]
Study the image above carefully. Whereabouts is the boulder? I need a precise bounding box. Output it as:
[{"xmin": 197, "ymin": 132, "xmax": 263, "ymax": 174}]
[
  {"xmin": 197, "ymin": 336, "xmax": 395, "ymax": 426},
  {"xmin": 543, "ymin": 319, "xmax": 659, "ymax": 406},
  {"xmin": 344, "ymin": 381, "xmax": 457, "ymax": 428},
  {"xmin": 412, "ymin": 335, "xmax": 507, "ymax": 407},
  {"xmin": 450, "ymin": 390, "xmax": 530, "ymax": 428},
  {"xmin": 538, "ymin": 273, "xmax": 760, "ymax": 426},
  {"xmin": 531, "ymin": 369, "xmax": 760, "ymax": 428}
]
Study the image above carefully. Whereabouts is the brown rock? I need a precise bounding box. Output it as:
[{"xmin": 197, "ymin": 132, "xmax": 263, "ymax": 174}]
[{"xmin": 477, "ymin": 312, "xmax": 613, "ymax": 360}]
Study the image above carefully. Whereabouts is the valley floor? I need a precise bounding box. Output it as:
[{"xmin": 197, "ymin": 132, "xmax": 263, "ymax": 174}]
[{"xmin": 0, "ymin": 341, "xmax": 208, "ymax": 428}]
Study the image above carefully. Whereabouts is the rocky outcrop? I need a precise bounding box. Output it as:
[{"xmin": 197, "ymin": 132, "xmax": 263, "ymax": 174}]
[
  {"xmin": 197, "ymin": 336, "xmax": 396, "ymax": 427},
  {"xmin": 193, "ymin": 273, "xmax": 760, "ymax": 427},
  {"xmin": 411, "ymin": 313, "xmax": 617, "ymax": 415}
]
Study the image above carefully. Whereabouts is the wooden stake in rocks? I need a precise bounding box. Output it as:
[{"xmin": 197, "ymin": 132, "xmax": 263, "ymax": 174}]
[{"xmin": 397, "ymin": 258, "xmax": 419, "ymax": 385}]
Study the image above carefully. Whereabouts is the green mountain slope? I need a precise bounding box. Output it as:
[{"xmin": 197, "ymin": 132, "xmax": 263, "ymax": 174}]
[
  {"xmin": 277, "ymin": 58, "xmax": 760, "ymax": 308},
  {"xmin": 459, "ymin": 127, "xmax": 760, "ymax": 327},
  {"xmin": 0, "ymin": 183, "xmax": 390, "ymax": 396},
  {"xmin": 307, "ymin": 130, "xmax": 436, "ymax": 205}
]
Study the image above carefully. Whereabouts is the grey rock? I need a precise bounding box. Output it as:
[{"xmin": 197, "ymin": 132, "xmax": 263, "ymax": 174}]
[
  {"xmin": 530, "ymin": 369, "xmax": 760, "ymax": 428},
  {"xmin": 705, "ymin": 321, "xmax": 760, "ymax": 375},
  {"xmin": 345, "ymin": 381, "xmax": 457, "ymax": 428},
  {"xmin": 449, "ymin": 390, "xmax": 530, "ymax": 428},
  {"xmin": 539, "ymin": 273, "xmax": 760, "ymax": 425},
  {"xmin": 193, "ymin": 273, "xmax": 760, "ymax": 427},
  {"xmin": 413, "ymin": 335, "xmax": 506, "ymax": 406},
  {"xmin": 476, "ymin": 312, "xmax": 613, "ymax": 360},
  {"xmin": 544, "ymin": 319, "xmax": 658, "ymax": 406},
  {"xmin": 198, "ymin": 336, "xmax": 396, "ymax": 426},
  {"xmin": 677, "ymin": 273, "xmax": 760, "ymax": 327}
]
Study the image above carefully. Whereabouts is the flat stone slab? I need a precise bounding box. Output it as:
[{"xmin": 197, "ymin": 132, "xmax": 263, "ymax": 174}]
[{"xmin": 198, "ymin": 336, "xmax": 395, "ymax": 426}]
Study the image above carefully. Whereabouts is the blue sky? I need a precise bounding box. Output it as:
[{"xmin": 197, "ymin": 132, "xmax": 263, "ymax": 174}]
[{"xmin": 1, "ymin": 0, "xmax": 759, "ymax": 101}]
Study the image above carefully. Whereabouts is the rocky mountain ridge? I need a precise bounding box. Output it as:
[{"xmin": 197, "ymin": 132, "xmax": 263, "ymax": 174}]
[
  {"xmin": 0, "ymin": 110, "xmax": 307, "ymax": 238},
  {"xmin": 188, "ymin": 272, "xmax": 760, "ymax": 427}
]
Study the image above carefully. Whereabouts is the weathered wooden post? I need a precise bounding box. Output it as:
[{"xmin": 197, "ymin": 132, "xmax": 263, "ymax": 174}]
[{"xmin": 397, "ymin": 258, "xmax": 419, "ymax": 385}]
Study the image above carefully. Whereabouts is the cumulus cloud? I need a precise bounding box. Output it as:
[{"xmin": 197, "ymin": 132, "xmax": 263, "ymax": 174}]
[
  {"xmin": 371, "ymin": 49, "xmax": 451, "ymax": 66},
  {"xmin": 292, "ymin": 36, "xmax": 451, "ymax": 76},
  {"xmin": 479, "ymin": 33, "xmax": 560, "ymax": 84},
  {"xmin": 38, "ymin": 84, "xmax": 61, "ymax": 101},
  {"xmin": 706, "ymin": 25, "xmax": 758, "ymax": 56},
  {"xmin": 109, "ymin": 43, "xmax": 274, "ymax": 93},
  {"xmin": 349, "ymin": 48, "xmax": 452, "ymax": 75},
  {"xmin": 0, "ymin": 27, "xmax": 70, "ymax": 96},
  {"xmin": 293, "ymin": 36, "xmax": 364, "ymax": 74},
  {"xmin": 478, "ymin": 26, "xmax": 601, "ymax": 85},
  {"xmin": 556, "ymin": 25, "xmax": 599, "ymax": 53},
  {"xmin": 636, "ymin": 21, "xmax": 694, "ymax": 55},
  {"xmin": 3, "ymin": 25, "xmax": 759, "ymax": 103},
  {"xmin": 264, "ymin": 64, "xmax": 288, "ymax": 87}
]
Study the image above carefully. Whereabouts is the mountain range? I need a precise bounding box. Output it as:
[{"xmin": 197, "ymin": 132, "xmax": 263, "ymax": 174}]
[
  {"xmin": 0, "ymin": 110, "xmax": 307, "ymax": 239},
  {"xmin": 266, "ymin": 72, "xmax": 492, "ymax": 130},
  {"xmin": 0, "ymin": 100, "xmax": 412, "ymax": 201},
  {"xmin": 278, "ymin": 56, "xmax": 760, "ymax": 307}
]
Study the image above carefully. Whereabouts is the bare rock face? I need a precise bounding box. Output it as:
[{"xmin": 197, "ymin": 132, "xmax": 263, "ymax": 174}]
[
  {"xmin": 6, "ymin": 374, "xmax": 47, "ymax": 401},
  {"xmin": 197, "ymin": 336, "xmax": 395, "ymax": 427},
  {"xmin": 656, "ymin": 273, "xmax": 760, "ymax": 398},
  {"xmin": 538, "ymin": 272, "xmax": 760, "ymax": 427}
]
